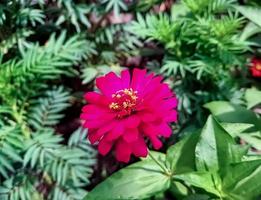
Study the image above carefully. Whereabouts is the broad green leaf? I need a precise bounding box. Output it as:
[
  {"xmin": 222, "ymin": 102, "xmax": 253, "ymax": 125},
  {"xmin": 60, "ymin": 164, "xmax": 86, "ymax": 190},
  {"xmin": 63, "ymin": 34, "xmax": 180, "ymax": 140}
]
[
  {"xmin": 245, "ymin": 88, "xmax": 261, "ymax": 109},
  {"xmin": 204, "ymin": 101, "xmax": 261, "ymax": 130},
  {"xmin": 141, "ymin": 151, "xmax": 165, "ymax": 162},
  {"xmin": 220, "ymin": 122, "xmax": 261, "ymax": 150},
  {"xmin": 227, "ymin": 143, "xmax": 249, "ymax": 163},
  {"xmin": 166, "ymin": 132, "xmax": 199, "ymax": 174},
  {"xmin": 240, "ymin": 22, "xmax": 261, "ymax": 41},
  {"xmin": 84, "ymin": 160, "xmax": 171, "ymax": 200},
  {"xmin": 169, "ymin": 181, "xmax": 189, "ymax": 199},
  {"xmin": 204, "ymin": 101, "xmax": 238, "ymax": 115},
  {"xmin": 234, "ymin": 6, "xmax": 261, "ymax": 28},
  {"xmin": 239, "ymin": 132, "xmax": 261, "ymax": 150},
  {"xmin": 220, "ymin": 123, "xmax": 253, "ymax": 137},
  {"xmin": 195, "ymin": 116, "xmax": 235, "ymax": 173},
  {"xmin": 183, "ymin": 194, "xmax": 211, "ymax": 200},
  {"xmin": 174, "ymin": 171, "xmax": 221, "ymax": 197},
  {"xmin": 223, "ymin": 160, "xmax": 261, "ymax": 199}
]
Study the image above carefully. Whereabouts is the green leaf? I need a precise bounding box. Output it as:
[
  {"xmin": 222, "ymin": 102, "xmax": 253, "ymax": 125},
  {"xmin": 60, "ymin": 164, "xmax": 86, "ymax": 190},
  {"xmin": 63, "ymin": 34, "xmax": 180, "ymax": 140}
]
[
  {"xmin": 220, "ymin": 122, "xmax": 261, "ymax": 150},
  {"xmin": 220, "ymin": 123, "xmax": 253, "ymax": 137},
  {"xmin": 245, "ymin": 88, "xmax": 261, "ymax": 109},
  {"xmin": 223, "ymin": 159, "xmax": 261, "ymax": 199},
  {"xmin": 169, "ymin": 181, "xmax": 189, "ymax": 199},
  {"xmin": 0, "ymin": 125, "xmax": 23, "ymax": 178},
  {"xmin": 240, "ymin": 22, "xmax": 261, "ymax": 40},
  {"xmin": 141, "ymin": 151, "xmax": 165, "ymax": 162},
  {"xmin": 85, "ymin": 160, "xmax": 171, "ymax": 200},
  {"xmin": 28, "ymin": 86, "xmax": 70, "ymax": 130},
  {"xmin": 204, "ymin": 101, "xmax": 261, "ymax": 130},
  {"xmin": 166, "ymin": 132, "xmax": 199, "ymax": 174},
  {"xmin": 195, "ymin": 116, "xmax": 235, "ymax": 174},
  {"xmin": 81, "ymin": 68, "xmax": 98, "ymax": 84},
  {"xmin": 183, "ymin": 194, "xmax": 211, "ymax": 200},
  {"xmin": 171, "ymin": 2, "xmax": 189, "ymax": 21},
  {"xmin": 174, "ymin": 171, "xmax": 221, "ymax": 197},
  {"xmin": 239, "ymin": 132, "xmax": 261, "ymax": 150},
  {"xmin": 234, "ymin": 6, "xmax": 261, "ymax": 28},
  {"xmin": 102, "ymin": 0, "xmax": 127, "ymax": 16},
  {"xmin": 228, "ymin": 143, "xmax": 249, "ymax": 163}
]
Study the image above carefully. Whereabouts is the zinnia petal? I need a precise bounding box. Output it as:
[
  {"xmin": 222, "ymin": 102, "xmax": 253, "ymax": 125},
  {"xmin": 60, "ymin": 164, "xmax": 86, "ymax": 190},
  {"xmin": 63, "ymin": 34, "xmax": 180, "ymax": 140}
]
[
  {"xmin": 131, "ymin": 137, "xmax": 148, "ymax": 157},
  {"xmin": 123, "ymin": 128, "xmax": 139, "ymax": 143},
  {"xmin": 115, "ymin": 139, "xmax": 132, "ymax": 163},
  {"xmin": 123, "ymin": 115, "xmax": 140, "ymax": 128},
  {"xmin": 84, "ymin": 92, "xmax": 109, "ymax": 106},
  {"xmin": 130, "ymin": 69, "xmax": 148, "ymax": 92},
  {"xmin": 106, "ymin": 124, "xmax": 124, "ymax": 141},
  {"xmin": 98, "ymin": 139, "xmax": 113, "ymax": 156},
  {"xmin": 96, "ymin": 72, "xmax": 123, "ymax": 96}
]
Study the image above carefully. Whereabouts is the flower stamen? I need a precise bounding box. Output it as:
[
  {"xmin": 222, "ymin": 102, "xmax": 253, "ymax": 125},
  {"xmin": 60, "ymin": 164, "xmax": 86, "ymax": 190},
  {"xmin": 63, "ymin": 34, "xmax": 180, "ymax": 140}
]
[
  {"xmin": 109, "ymin": 88, "xmax": 138, "ymax": 118},
  {"xmin": 256, "ymin": 64, "xmax": 261, "ymax": 70}
]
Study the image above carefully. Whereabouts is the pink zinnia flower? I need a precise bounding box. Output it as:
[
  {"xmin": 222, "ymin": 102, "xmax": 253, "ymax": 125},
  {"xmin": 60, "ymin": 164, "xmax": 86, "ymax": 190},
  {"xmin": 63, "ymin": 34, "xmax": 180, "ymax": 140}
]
[
  {"xmin": 250, "ymin": 57, "xmax": 261, "ymax": 78},
  {"xmin": 80, "ymin": 69, "xmax": 178, "ymax": 162}
]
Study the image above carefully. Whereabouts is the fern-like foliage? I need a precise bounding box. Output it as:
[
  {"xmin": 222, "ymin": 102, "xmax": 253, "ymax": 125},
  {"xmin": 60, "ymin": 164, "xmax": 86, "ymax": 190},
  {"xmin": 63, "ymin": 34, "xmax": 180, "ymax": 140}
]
[
  {"xmin": 28, "ymin": 87, "xmax": 70, "ymax": 130},
  {"xmin": 93, "ymin": 24, "xmax": 142, "ymax": 60},
  {"xmin": 0, "ymin": 125, "xmax": 23, "ymax": 178},
  {"xmin": 128, "ymin": 11, "xmax": 247, "ymax": 78},
  {"xmin": 101, "ymin": 0, "xmax": 127, "ymax": 16},
  {"xmin": 23, "ymin": 127, "xmax": 96, "ymax": 186},
  {"xmin": 0, "ymin": 68, "xmax": 96, "ymax": 199},
  {"xmin": 0, "ymin": 23, "xmax": 96, "ymax": 200},
  {"xmin": 0, "ymin": 32, "xmax": 92, "ymax": 106},
  {"xmin": 16, "ymin": 31, "xmax": 89, "ymax": 80},
  {"xmin": 0, "ymin": 127, "xmax": 96, "ymax": 200},
  {"xmin": 50, "ymin": 185, "xmax": 88, "ymax": 200},
  {"xmin": 0, "ymin": 104, "xmax": 96, "ymax": 200},
  {"xmin": 128, "ymin": 0, "xmax": 250, "ymax": 126},
  {"xmin": 15, "ymin": 8, "xmax": 45, "ymax": 26},
  {"xmin": 80, "ymin": 22, "xmax": 142, "ymax": 84},
  {"xmin": 0, "ymin": 174, "xmax": 39, "ymax": 200},
  {"xmin": 68, "ymin": 127, "xmax": 97, "ymax": 157},
  {"xmin": 56, "ymin": 0, "xmax": 92, "ymax": 32},
  {"xmin": 128, "ymin": 13, "xmax": 175, "ymax": 42},
  {"xmin": 0, "ymin": 29, "xmax": 33, "ymax": 54},
  {"xmin": 183, "ymin": 0, "xmax": 236, "ymax": 14}
]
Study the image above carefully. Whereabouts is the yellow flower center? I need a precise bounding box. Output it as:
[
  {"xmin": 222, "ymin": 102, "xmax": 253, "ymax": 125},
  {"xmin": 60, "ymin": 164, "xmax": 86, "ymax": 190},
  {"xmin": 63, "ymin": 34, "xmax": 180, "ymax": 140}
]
[
  {"xmin": 109, "ymin": 88, "xmax": 138, "ymax": 118},
  {"xmin": 256, "ymin": 64, "xmax": 261, "ymax": 70}
]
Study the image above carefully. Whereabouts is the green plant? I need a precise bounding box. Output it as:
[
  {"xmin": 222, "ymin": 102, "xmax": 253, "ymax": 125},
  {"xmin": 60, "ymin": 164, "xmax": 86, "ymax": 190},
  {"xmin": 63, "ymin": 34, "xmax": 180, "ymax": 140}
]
[
  {"xmin": 205, "ymin": 88, "xmax": 261, "ymax": 150},
  {"xmin": 84, "ymin": 115, "xmax": 261, "ymax": 200},
  {"xmin": 0, "ymin": 67, "xmax": 97, "ymax": 199},
  {"xmin": 128, "ymin": 0, "xmax": 251, "ymax": 127},
  {"xmin": 0, "ymin": 82, "xmax": 97, "ymax": 199},
  {"xmin": 0, "ymin": 12, "xmax": 96, "ymax": 199},
  {"xmin": 0, "ymin": 126, "xmax": 96, "ymax": 200}
]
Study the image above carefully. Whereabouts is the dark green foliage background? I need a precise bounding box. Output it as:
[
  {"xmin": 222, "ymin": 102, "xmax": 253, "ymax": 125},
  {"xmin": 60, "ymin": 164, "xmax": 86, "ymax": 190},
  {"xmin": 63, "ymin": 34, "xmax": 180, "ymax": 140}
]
[{"xmin": 0, "ymin": 0, "xmax": 260, "ymax": 200}]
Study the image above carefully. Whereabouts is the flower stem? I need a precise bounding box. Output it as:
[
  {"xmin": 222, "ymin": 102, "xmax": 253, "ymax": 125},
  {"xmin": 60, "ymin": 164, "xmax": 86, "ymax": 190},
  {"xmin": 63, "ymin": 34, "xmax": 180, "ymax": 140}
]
[{"xmin": 148, "ymin": 151, "xmax": 171, "ymax": 176}]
